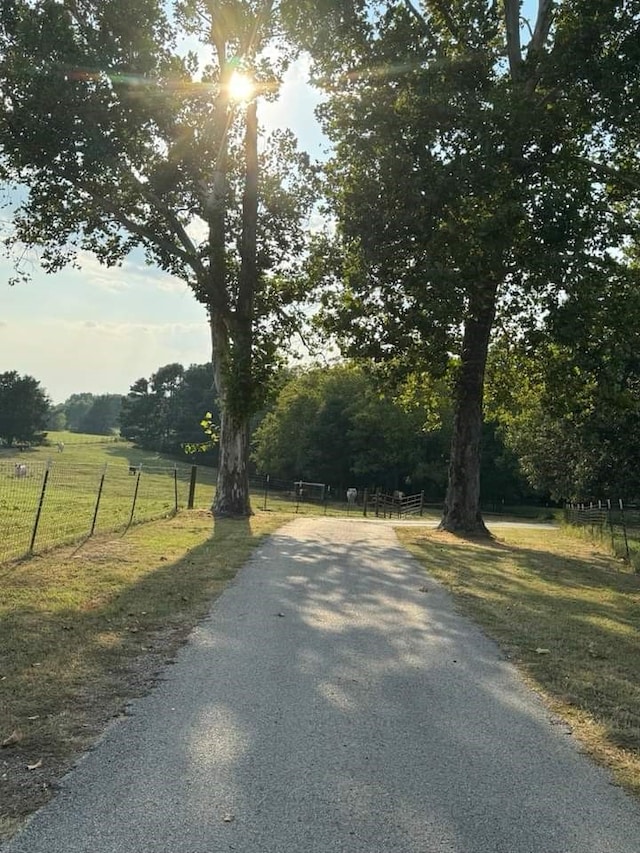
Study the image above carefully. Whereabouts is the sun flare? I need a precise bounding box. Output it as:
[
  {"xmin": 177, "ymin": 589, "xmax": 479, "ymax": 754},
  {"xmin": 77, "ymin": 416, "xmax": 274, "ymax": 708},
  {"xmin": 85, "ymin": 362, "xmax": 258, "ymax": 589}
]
[{"xmin": 227, "ymin": 71, "xmax": 254, "ymax": 102}]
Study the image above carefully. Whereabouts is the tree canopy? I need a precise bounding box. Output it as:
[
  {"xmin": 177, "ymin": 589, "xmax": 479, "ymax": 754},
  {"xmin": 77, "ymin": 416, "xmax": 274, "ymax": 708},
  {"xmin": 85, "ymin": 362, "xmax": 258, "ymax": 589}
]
[
  {"xmin": 296, "ymin": 0, "xmax": 640, "ymax": 531},
  {"xmin": 252, "ymin": 362, "xmax": 531, "ymax": 502},
  {"xmin": 487, "ymin": 268, "xmax": 640, "ymax": 501},
  {"xmin": 120, "ymin": 361, "xmax": 221, "ymax": 460},
  {"xmin": 0, "ymin": 0, "xmax": 317, "ymax": 516},
  {"xmin": 53, "ymin": 392, "xmax": 122, "ymax": 434},
  {"xmin": 0, "ymin": 371, "xmax": 50, "ymax": 446}
]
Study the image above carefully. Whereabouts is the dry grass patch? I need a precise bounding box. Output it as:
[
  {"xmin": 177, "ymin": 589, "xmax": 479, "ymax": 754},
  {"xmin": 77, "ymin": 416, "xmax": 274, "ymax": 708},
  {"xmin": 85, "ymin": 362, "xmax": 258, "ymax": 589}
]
[
  {"xmin": 0, "ymin": 509, "xmax": 290, "ymax": 839},
  {"xmin": 396, "ymin": 525, "xmax": 640, "ymax": 797}
]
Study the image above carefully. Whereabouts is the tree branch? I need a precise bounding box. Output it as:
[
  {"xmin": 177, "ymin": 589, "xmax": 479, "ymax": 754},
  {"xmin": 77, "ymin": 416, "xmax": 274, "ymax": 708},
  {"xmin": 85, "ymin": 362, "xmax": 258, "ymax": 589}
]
[
  {"xmin": 428, "ymin": 0, "xmax": 468, "ymax": 47},
  {"xmin": 504, "ymin": 0, "xmax": 523, "ymax": 81},
  {"xmin": 243, "ymin": 0, "xmax": 275, "ymax": 55},
  {"xmin": 577, "ymin": 156, "xmax": 640, "ymax": 194},
  {"xmin": 79, "ymin": 182, "xmax": 197, "ymax": 268},
  {"xmin": 124, "ymin": 171, "xmax": 206, "ymax": 276},
  {"xmin": 402, "ymin": 0, "xmax": 427, "ymax": 34},
  {"xmin": 529, "ymin": 0, "xmax": 554, "ymax": 56},
  {"xmin": 522, "ymin": 0, "xmax": 554, "ymax": 97}
]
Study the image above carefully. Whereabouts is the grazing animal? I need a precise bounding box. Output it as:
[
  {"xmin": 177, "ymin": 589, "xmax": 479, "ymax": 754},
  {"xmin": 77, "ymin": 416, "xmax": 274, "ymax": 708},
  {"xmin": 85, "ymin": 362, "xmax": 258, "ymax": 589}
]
[
  {"xmin": 129, "ymin": 465, "xmax": 138, "ymax": 475},
  {"xmin": 57, "ymin": 442, "xmax": 65, "ymax": 453},
  {"xmin": 346, "ymin": 487, "xmax": 358, "ymax": 506},
  {"xmin": 14, "ymin": 463, "xmax": 27, "ymax": 478}
]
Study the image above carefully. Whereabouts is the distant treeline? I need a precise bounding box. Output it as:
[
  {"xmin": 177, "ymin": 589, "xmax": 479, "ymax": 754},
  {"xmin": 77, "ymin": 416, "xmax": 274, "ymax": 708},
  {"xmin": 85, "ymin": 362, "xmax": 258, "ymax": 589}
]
[
  {"xmin": 23, "ymin": 336, "xmax": 640, "ymax": 505},
  {"xmin": 119, "ymin": 363, "xmax": 220, "ymax": 465},
  {"xmin": 48, "ymin": 393, "xmax": 123, "ymax": 436}
]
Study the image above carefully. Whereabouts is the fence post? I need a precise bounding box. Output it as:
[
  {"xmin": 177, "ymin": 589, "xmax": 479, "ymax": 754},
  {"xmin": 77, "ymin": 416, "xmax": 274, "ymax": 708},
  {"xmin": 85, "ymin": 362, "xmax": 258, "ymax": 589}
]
[
  {"xmin": 90, "ymin": 464, "xmax": 107, "ymax": 536},
  {"xmin": 363, "ymin": 488, "xmax": 368, "ymax": 517},
  {"xmin": 263, "ymin": 474, "xmax": 270, "ymax": 511},
  {"xmin": 126, "ymin": 468, "xmax": 142, "ymax": 531},
  {"xmin": 29, "ymin": 461, "xmax": 51, "ymax": 554},
  {"xmin": 619, "ymin": 498, "xmax": 630, "ymax": 561},
  {"xmin": 173, "ymin": 465, "xmax": 179, "ymax": 514},
  {"xmin": 419, "ymin": 491, "xmax": 425, "ymax": 517},
  {"xmin": 187, "ymin": 465, "xmax": 197, "ymax": 509},
  {"xmin": 607, "ymin": 499, "xmax": 615, "ymax": 552}
]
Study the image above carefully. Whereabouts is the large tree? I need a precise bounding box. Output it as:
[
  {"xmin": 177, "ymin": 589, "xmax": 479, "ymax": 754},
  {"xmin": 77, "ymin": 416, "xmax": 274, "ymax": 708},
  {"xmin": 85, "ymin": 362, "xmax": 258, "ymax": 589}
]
[
  {"xmin": 487, "ymin": 264, "xmax": 640, "ymax": 501},
  {"xmin": 294, "ymin": 0, "xmax": 640, "ymax": 532},
  {"xmin": 0, "ymin": 0, "xmax": 316, "ymax": 516},
  {"xmin": 0, "ymin": 371, "xmax": 50, "ymax": 446},
  {"xmin": 119, "ymin": 360, "xmax": 221, "ymax": 458}
]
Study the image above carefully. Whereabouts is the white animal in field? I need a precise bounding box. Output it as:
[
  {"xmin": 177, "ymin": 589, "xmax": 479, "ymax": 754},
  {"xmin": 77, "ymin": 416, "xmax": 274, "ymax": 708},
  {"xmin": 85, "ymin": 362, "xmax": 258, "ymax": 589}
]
[
  {"xmin": 14, "ymin": 463, "xmax": 27, "ymax": 478},
  {"xmin": 346, "ymin": 487, "xmax": 358, "ymax": 506},
  {"xmin": 57, "ymin": 442, "xmax": 64, "ymax": 453}
]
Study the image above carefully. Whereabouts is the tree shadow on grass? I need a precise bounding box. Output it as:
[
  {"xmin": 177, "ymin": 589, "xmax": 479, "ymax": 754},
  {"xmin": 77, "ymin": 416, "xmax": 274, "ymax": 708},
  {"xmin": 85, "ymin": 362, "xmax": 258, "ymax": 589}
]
[
  {"xmin": 4, "ymin": 518, "xmax": 640, "ymax": 851},
  {"xmin": 399, "ymin": 526, "xmax": 640, "ymax": 759},
  {"xmin": 0, "ymin": 513, "xmax": 266, "ymax": 829}
]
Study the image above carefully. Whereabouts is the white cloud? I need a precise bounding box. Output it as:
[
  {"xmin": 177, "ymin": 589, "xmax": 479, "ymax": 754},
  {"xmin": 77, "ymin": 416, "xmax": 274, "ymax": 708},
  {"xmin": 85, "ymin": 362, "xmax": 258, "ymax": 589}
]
[
  {"xmin": 0, "ymin": 317, "xmax": 211, "ymax": 402},
  {"xmin": 260, "ymin": 55, "xmax": 327, "ymax": 159}
]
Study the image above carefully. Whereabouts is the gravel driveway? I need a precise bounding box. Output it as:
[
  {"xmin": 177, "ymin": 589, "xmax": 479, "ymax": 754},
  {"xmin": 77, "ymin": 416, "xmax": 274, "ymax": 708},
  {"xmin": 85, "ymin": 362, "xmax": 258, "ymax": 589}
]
[{"xmin": 4, "ymin": 517, "xmax": 640, "ymax": 853}]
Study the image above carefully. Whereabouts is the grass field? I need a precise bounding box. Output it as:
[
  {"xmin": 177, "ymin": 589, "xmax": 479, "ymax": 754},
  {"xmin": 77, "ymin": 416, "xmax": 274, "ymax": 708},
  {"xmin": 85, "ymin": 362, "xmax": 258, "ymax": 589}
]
[
  {"xmin": 397, "ymin": 525, "xmax": 640, "ymax": 798},
  {"xmin": 0, "ymin": 432, "xmax": 391, "ymax": 563},
  {"xmin": 0, "ymin": 432, "xmax": 209, "ymax": 563}
]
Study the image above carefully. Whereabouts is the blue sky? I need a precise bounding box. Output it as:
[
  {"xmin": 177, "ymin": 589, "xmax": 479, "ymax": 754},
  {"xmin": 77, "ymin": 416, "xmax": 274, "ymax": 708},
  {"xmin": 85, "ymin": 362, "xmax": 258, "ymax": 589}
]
[{"xmin": 0, "ymin": 56, "xmax": 326, "ymax": 403}]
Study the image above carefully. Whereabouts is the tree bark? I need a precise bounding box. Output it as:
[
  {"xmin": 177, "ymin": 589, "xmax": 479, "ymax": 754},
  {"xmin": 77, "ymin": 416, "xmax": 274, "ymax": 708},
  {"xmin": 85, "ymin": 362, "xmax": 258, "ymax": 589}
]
[
  {"xmin": 439, "ymin": 282, "xmax": 498, "ymax": 534},
  {"xmin": 209, "ymin": 311, "xmax": 253, "ymax": 517},
  {"xmin": 209, "ymin": 97, "xmax": 258, "ymax": 519},
  {"xmin": 214, "ymin": 406, "xmax": 252, "ymax": 517}
]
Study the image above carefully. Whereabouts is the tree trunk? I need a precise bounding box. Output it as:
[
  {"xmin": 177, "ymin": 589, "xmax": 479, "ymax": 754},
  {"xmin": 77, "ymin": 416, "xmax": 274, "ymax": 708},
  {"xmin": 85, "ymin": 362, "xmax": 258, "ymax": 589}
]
[
  {"xmin": 209, "ymin": 96, "xmax": 258, "ymax": 519},
  {"xmin": 439, "ymin": 283, "xmax": 498, "ymax": 534},
  {"xmin": 208, "ymin": 309, "xmax": 253, "ymax": 517},
  {"xmin": 214, "ymin": 406, "xmax": 252, "ymax": 517}
]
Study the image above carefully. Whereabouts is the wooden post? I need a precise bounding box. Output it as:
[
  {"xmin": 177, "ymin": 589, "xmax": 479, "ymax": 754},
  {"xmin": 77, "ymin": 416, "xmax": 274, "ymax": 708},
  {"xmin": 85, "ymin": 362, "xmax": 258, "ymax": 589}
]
[
  {"xmin": 90, "ymin": 464, "xmax": 107, "ymax": 535},
  {"xmin": 126, "ymin": 469, "xmax": 142, "ymax": 531},
  {"xmin": 187, "ymin": 465, "xmax": 197, "ymax": 509},
  {"xmin": 29, "ymin": 462, "xmax": 51, "ymax": 553},
  {"xmin": 173, "ymin": 466, "xmax": 179, "ymax": 514},
  {"xmin": 619, "ymin": 498, "xmax": 630, "ymax": 562}
]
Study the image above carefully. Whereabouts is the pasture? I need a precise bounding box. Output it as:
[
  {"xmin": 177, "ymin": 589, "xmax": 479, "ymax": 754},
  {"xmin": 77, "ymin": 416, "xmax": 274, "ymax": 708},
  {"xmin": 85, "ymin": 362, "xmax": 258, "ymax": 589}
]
[
  {"xmin": 0, "ymin": 432, "xmax": 390, "ymax": 564},
  {"xmin": 0, "ymin": 432, "xmax": 216, "ymax": 563}
]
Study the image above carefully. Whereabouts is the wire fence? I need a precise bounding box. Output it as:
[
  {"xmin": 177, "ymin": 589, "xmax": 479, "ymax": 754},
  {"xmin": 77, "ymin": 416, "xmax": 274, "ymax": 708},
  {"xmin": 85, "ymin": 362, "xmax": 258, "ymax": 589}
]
[
  {"xmin": 1, "ymin": 458, "xmax": 432, "ymax": 565},
  {"xmin": 255, "ymin": 478, "xmax": 427, "ymax": 519},
  {"xmin": 564, "ymin": 500, "xmax": 640, "ymax": 573},
  {"xmin": 0, "ymin": 460, "xmax": 202, "ymax": 563}
]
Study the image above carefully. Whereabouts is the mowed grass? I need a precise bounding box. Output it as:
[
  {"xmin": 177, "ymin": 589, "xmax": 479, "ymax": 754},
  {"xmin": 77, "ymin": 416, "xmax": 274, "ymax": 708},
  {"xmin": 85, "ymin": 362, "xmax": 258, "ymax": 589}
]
[
  {"xmin": 0, "ymin": 507, "xmax": 292, "ymax": 839},
  {"xmin": 396, "ymin": 525, "xmax": 640, "ymax": 796}
]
